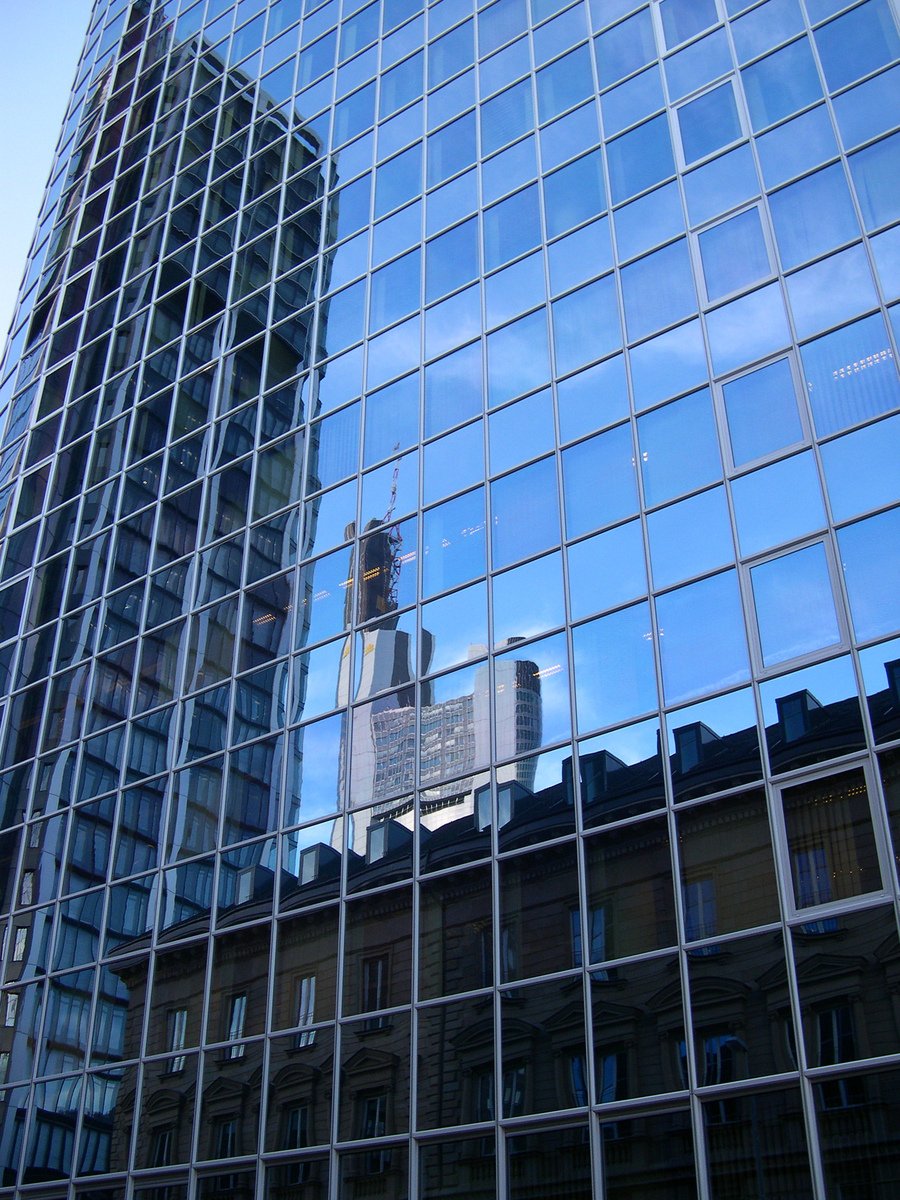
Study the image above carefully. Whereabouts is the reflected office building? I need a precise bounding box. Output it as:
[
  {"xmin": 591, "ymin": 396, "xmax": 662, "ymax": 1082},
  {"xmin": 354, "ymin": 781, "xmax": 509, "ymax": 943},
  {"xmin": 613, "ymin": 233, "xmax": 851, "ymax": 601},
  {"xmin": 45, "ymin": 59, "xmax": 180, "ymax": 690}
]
[{"xmin": 0, "ymin": 1, "xmax": 899, "ymax": 1198}]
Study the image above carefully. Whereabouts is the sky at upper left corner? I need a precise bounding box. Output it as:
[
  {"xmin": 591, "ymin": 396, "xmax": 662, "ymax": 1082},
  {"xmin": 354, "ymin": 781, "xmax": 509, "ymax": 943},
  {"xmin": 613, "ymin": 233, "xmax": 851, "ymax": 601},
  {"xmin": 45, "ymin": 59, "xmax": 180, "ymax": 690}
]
[{"xmin": 0, "ymin": 0, "xmax": 98, "ymax": 345}]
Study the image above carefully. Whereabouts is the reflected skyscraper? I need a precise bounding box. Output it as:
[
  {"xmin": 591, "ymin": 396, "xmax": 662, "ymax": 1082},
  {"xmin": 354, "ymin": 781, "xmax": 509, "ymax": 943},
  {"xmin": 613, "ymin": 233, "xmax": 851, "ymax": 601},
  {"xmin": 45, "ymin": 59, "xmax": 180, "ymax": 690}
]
[{"xmin": 0, "ymin": 0, "xmax": 898, "ymax": 1198}]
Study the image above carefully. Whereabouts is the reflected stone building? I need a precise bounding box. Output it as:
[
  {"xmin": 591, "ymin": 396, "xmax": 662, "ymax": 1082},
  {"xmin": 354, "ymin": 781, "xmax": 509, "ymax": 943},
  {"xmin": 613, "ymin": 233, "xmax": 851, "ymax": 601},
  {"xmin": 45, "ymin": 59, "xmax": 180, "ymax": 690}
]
[{"xmin": 0, "ymin": 1, "xmax": 899, "ymax": 1198}]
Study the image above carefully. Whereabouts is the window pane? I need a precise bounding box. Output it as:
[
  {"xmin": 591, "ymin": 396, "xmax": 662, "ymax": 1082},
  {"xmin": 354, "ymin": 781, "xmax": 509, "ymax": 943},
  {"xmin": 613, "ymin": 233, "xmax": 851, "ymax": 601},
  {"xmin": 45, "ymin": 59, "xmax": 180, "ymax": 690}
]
[
  {"xmin": 573, "ymin": 603, "xmax": 657, "ymax": 731},
  {"xmin": 838, "ymin": 507, "xmax": 900, "ymax": 642},
  {"xmin": 760, "ymin": 655, "xmax": 865, "ymax": 775},
  {"xmin": 656, "ymin": 570, "xmax": 750, "ymax": 705},
  {"xmin": 648, "ymin": 486, "xmax": 734, "ymax": 590},
  {"xmin": 800, "ymin": 313, "xmax": 900, "ymax": 438},
  {"xmin": 721, "ymin": 358, "xmax": 804, "ymax": 466},
  {"xmin": 678, "ymin": 83, "xmax": 742, "ymax": 165},
  {"xmin": 786, "ymin": 245, "xmax": 879, "ymax": 342},
  {"xmin": 769, "ymin": 164, "xmax": 860, "ymax": 271},
  {"xmin": 741, "ymin": 39, "xmax": 823, "ymax": 132},
  {"xmin": 706, "ymin": 283, "xmax": 791, "ymax": 377},
  {"xmin": 568, "ymin": 519, "xmax": 647, "ymax": 620},
  {"xmin": 606, "ymin": 115, "xmax": 675, "ymax": 205},
  {"xmin": 638, "ymin": 389, "xmax": 721, "ymax": 508},
  {"xmin": 490, "ymin": 456, "xmax": 560, "ymax": 569},
  {"xmin": 781, "ymin": 768, "xmax": 882, "ymax": 907},
  {"xmin": 731, "ymin": 451, "xmax": 826, "ymax": 557},
  {"xmin": 698, "ymin": 207, "xmax": 769, "ymax": 300},
  {"xmin": 552, "ymin": 275, "xmax": 621, "ymax": 375},
  {"xmin": 621, "ymin": 239, "xmax": 697, "ymax": 341},
  {"xmin": 751, "ymin": 544, "xmax": 841, "ymax": 667},
  {"xmin": 814, "ymin": 0, "xmax": 900, "ymax": 93},
  {"xmin": 678, "ymin": 793, "xmax": 779, "ymax": 937},
  {"xmin": 706, "ymin": 1089, "xmax": 815, "ymax": 1199},
  {"xmin": 563, "ymin": 422, "xmax": 638, "ymax": 537},
  {"xmin": 820, "ymin": 414, "xmax": 900, "ymax": 523}
]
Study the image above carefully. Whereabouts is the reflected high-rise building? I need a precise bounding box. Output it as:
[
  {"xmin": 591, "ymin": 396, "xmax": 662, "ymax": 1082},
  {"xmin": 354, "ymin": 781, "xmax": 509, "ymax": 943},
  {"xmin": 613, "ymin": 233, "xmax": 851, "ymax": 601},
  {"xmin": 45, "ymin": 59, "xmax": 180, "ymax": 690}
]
[{"xmin": 0, "ymin": 1, "xmax": 899, "ymax": 1198}]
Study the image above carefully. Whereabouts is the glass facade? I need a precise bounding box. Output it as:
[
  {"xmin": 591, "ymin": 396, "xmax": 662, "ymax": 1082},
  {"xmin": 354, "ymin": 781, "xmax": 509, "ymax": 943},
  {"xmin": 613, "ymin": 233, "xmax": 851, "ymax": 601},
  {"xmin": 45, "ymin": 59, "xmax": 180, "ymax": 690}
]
[{"xmin": 0, "ymin": 0, "xmax": 897, "ymax": 1195}]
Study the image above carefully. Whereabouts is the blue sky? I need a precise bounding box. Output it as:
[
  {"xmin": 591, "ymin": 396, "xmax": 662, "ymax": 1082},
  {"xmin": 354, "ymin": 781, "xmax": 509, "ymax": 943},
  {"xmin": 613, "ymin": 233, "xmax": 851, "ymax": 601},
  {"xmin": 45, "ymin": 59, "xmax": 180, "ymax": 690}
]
[{"xmin": 0, "ymin": 1, "xmax": 95, "ymax": 343}]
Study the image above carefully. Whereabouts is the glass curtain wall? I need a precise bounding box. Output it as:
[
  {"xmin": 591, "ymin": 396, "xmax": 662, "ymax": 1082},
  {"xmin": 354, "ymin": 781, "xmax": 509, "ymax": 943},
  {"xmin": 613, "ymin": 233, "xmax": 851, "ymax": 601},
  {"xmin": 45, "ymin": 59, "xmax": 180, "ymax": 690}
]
[{"xmin": 0, "ymin": 0, "xmax": 897, "ymax": 1197}]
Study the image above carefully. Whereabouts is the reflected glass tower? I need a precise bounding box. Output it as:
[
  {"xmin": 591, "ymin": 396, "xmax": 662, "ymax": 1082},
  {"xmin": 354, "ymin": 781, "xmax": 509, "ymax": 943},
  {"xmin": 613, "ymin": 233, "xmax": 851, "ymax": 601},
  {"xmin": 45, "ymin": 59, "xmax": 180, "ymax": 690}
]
[{"xmin": 0, "ymin": 0, "xmax": 899, "ymax": 1197}]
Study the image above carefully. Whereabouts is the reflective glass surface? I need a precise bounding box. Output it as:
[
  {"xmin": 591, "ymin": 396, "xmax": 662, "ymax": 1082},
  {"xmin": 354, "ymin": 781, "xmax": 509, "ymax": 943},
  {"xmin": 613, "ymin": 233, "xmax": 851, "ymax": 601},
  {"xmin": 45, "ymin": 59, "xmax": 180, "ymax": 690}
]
[{"xmin": 0, "ymin": 0, "xmax": 897, "ymax": 1192}]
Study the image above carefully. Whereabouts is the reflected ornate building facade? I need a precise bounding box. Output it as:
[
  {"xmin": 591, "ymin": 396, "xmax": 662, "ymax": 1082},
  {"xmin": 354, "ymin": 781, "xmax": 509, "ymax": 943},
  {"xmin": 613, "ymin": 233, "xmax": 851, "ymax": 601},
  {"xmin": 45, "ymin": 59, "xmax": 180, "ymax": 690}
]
[{"xmin": 0, "ymin": 0, "xmax": 898, "ymax": 1198}]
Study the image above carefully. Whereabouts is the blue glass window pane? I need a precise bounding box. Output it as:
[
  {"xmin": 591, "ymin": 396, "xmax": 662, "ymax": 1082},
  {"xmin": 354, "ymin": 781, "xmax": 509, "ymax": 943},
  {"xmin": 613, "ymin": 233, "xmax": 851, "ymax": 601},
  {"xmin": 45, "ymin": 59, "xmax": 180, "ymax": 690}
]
[
  {"xmin": 769, "ymin": 165, "xmax": 860, "ymax": 271},
  {"xmin": 821, "ymin": 415, "xmax": 900, "ymax": 523},
  {"xmin": 567, "ymin": 519, "xmax": 647, "ymax": 620},
  {"xmin": 629, "ymin": 319, "xmax": 708, "ymax": 412},
  {"xmin": 800, "ymin": 313, "xmax": 900, "ymax": 438},
  {"xmin": 741, "ymin": 39, "xmax": 823, "ymax": 132},
  {"xmin": 638, "ymin": 389, "xmax": 722, "ymax": 507},
  {"xmin": 487, "ymin": 309, "xmax": 551, "ymax": 407},
  {"xmin": 731, "ymin": 0, "xmax": 804, "ymax": 63},
  {"xmin": 426, "ymin": 216, "xmax": 479, "ymax": 303},
  {"xmin": 369, "ymin": 248, "xmax": 421, "ymax": 330},
  {"xmin": 656, "ymin": 570, "xmax": 750, "ymax": 704},
  {"xmin": 548, "ymin": 217, "xmax": 613, "ymax": 296},
  {"xmin": 493, "ymin": 552, "xmax": 566, "ymax": 647},
  {"xmin": 606, "ymin": 115, "xmax": 676, "ymax": 206},
  {"xmin": 422, "ymin": 581, "xmax": 487, "ymax": 674},
  {"xmin": 481, "ymin": 135, "xmax": 538, "ymax": 206},
  {"xmin": 621, "ymin": 240, "xmax": 697, "ymax": 341},
  {"xmin": 556, "ymin": 355, "xmax": 629, "ymax": 443},
  {"xmin": 721, "ymin": 358, "xmax": 803, "ymax": 466},
  {"xmin": 665, "ymin": 29, "xmax": 732, "ymax": 101},
  {"xmin": 489, "ymin": 389, "xmax": 555, "ymax": 475},
  {"xmin": 543, "ymin": 150, "xmax": 606, "ymax": 239},
  {"xmin": 871, "ymin": 225, "xmax": 900, "ymax": 302},
  {"xmin": 614, "ymin": 182, "xmax": 683, "ymax": 263},
  {"xmin": 540, "ymin": 102, "xmax": 601, "ymax": 171},
  {"xmin": 573, "ymin": 603, "xmax": 658, "ymax": 731},
  {"xmin": 589, "ymin": 0, "xmax": 646, "ymax": 30},
  {"xmin": 480, "ymin": 78, "xmax": 534, "ymax": 156},
  {"xmin": 660, "ymin": 0, "xmax": 718, "ymax": 49},
  {"xmin": 485, "ymin": 252, "xmax": 545, "ymax": 329},
  {"xmin": 849, "ymin": 133, "xmax": 900, "ymax": 232},
  {"xmin": 751, "ymin": 544, "xmax": 841, "ymax": 667},
  {"xmin": 731, "ymin": 451, "xmax": 827, "ymax": 558},
  {"xmin": 483, "ymin": 184, "xmax": 541, "ymax": 270},
  {"xmin": 423, "ymin": 419, "xmax": 483, "ymax": 505},
  {"xmin": 425, "ymin": 341, "xmax": 483, "ymax": 437},
  {"xmin": 479, "ymin": 0, "xmax": 528, "ymax": 56},
  {"xmin": 838, "ymin": 507, "xmax": 900, "ymax": 642},
  {"xmin": 426, "ymin": 167, "xmax": 477, "ymax": 235},
  {"xmin": 479, "ymin": 35, "xmax": 531, "ymax": 99},
  {"xmin": 707, "ymin": 283, "xmax": 791, "ymax": 376},
  {"xmin": 428, "ymin": 18, "xmax": 475, "ymax": 87},
  {"xmin": 426, "ymin": 111, "xmax": 477, "ymax": 186},
  {"xmin": 425, "ymin": 284, "xmax": 481, "ymax": 360},
  {"xmin": 683, "ymin": 143, "xmax": 759, "ymax": 227},
  {"xmin": 373, "ymin": 202, "xmax": 420, "ymax": 266},
  {"xmin": 366, "ymin": 313, "xmax": 421, "ymax": 389},
  {"xmin": 833, "ymin": 67, "xmax": 900, "ymax": 151},
  {"xmin": 600, "ymin": 66, "xmax": 664, "ymax": 138},
  {"xmin": 364, "ymin": 373, "xmax": 420, "ymax": 466},
  {"xmin": 533, "ymin": 3, "xmax": 588, "ymax": 66},
  {"xmin": 678, "ymin": 83, "xmax": 742, "ymax": 165},
  {"xmin": 380, "ymin": 50, "xmax": 425, "ymax": 117},
  {"xmin": 648, "ymin": 486, "xmax": 734, "ymax": 589},
  {"xmin": 552, "ymin": 275, "xmax": 621, "ymax": 375},
  {"xmin": 786, "ymin": 245, "xmax": 879, "ymax": 341},
  {"xmin": 698, "ymin": 208, "xmax": 769, "ymax": 300},
  {"xmin": 814, "ymin": 0, "xmax": 900, "ymax": 93},
  {"xmin": 755, "ymin": 106, "xmax": 839, "ymax": 190},
  {"xmin": 594, "ymin": 9, "xmax": 656, "ymax": 87},
  {"xmin": 536, "ymin": 43, "xmax": 595, "ymax": 123},
  {"xmin": 422, "ymin": 487, "xmax": 486, "ymax": 597},
  {"xmin": 491, "ymin": 456, "xmax": 560, "ymax": 569},
  {"xmin": 562, "ymin": 422, "xmax": 638, "ymax": 537}
]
